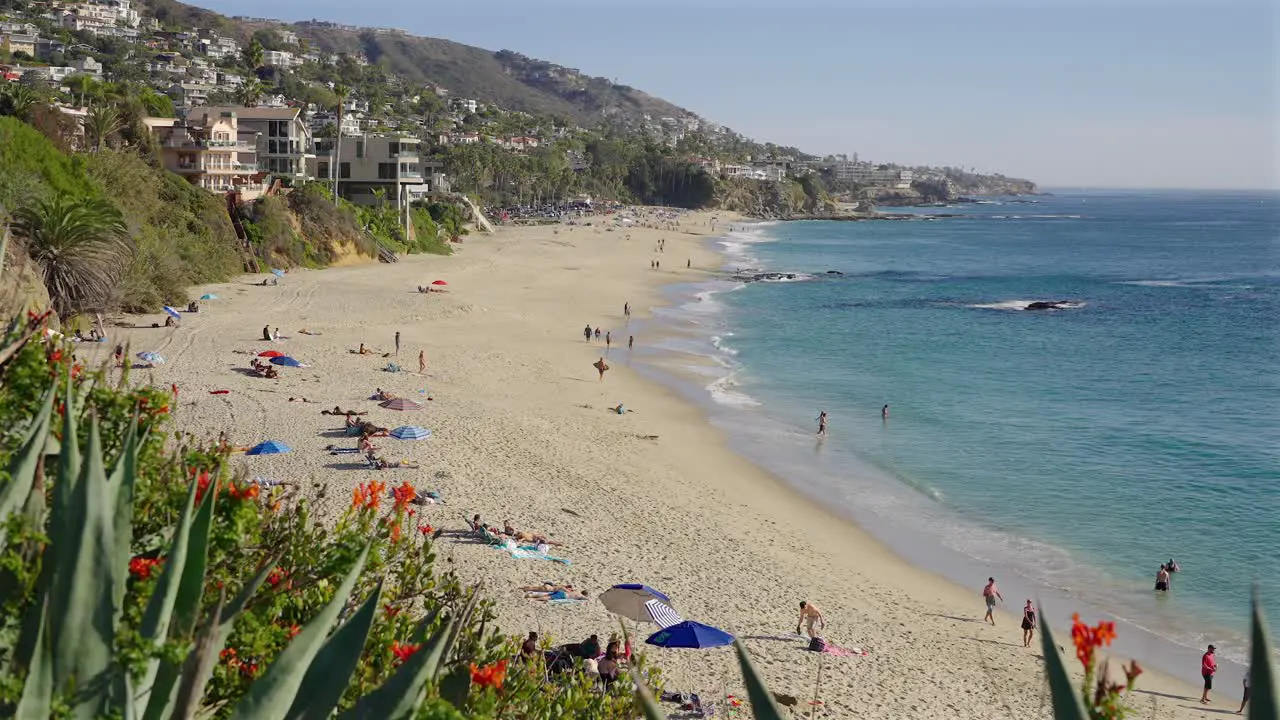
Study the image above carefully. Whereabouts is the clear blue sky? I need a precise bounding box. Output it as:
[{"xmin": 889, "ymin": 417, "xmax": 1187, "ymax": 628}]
[{"xmin": 196, "ymin": 0, "xmax": 1277, "ymax": 189}]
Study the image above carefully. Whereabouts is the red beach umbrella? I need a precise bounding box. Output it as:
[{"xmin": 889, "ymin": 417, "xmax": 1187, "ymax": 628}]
[
  {"xmin": 431, "ymin": 280, "xmax": 448, "ymax": 286},
  {"xmin": 258, "ymin": 350, "xmax": 285, "ymax": 357},
  {"xmin": 380, "ymin": 398, "xmax": 424, "ymax": 411}
]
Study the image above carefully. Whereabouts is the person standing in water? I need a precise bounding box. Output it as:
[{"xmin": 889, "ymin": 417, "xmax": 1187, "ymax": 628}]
[
  {"xmin": 982, "ymin": 577, "xmax": 1003, "ymax": 625},
  {"xmin": 816, "ymin": 411, "xmax": 828, "ymax": 436},
  {"xmin": 605, "ymin": 331, "xmax": 612, "ymax": 349},
  {"xmin": 882, "ymin": 404, "xmax": 890, "ymax": 421},
  {"xmin": 584, "ymin": 324, "xmax": 592, "ymax": 342},
  {"xmin": 628, "ymin": 335, "xmax": 634, "ymax": 350},
  {"xmin": 1155, "ymin": 564, "xmax": 1170, "ymax": 592},
  {"xmin": 623, "ymin": 302, "xmax": 630, "ymax": 318},
  {"xmin": 1020, "ymin": 600, "xmax": 1037, "ymax": 647}
]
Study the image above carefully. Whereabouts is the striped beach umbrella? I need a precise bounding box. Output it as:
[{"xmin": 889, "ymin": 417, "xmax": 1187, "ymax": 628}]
[
  {"xmin": 379, "ymin": 398, "xmax": 424, "ymax": 411},
  {"xmin": 246, "ymin": 440, "xmax": 291, "ymax": 455},
  {"xmin": 389, "ymin": 425, "xmax": 431, "ymax": 440}
]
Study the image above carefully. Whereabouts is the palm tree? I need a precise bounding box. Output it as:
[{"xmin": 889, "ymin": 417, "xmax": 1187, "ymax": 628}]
[
  {"xmin": 63, "ymin": 74, "xmax": 99, "ymax": 108},
  {"xmin": 243, "ymin": 38, "xmax": 264, "ymax": 71},
  {"xmin": 332, "ymin": 84, "xmax": 350, "ymax": 207},
  {"xmin": 11, "ymin": 196, "xmax": 131, "ymax": 318},
  {"xmin": 236, "ymin": 79, "xmax": 264, "ymax": 108},
  {"xmin": 0, "ymin": 84, "xmax": 39, "ymax": 121},
  {"xmin": 84, "ymin": 104, "xmax": 122, "ymax": 151}
]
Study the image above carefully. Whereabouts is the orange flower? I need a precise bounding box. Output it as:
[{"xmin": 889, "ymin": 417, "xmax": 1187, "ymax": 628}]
[
  {"xmin": 392, "ymin": 481, "xmax": 416, "ymax": 510},
  {"xmin": 353, "ymin": 481, "xmax": 386, "ymax": 512},
  {"xmin": 194, "ymin": 471, "xmax": 214, "ymax": 504},
  {"xmin": 352, "ymin": 485, "xmax": 366, "ymax": 509},
  {"xmin": 226, "ymin": 482, "xmax": 260, "ymax": 501},
  {"xmin": 388, "ymin": 521, "xmax": 402, "ymax": 544},
  {"xmin": 1095, "ymin": 620, "xmax": 1117, "ymax": 647},
  {"xmin": 391, "ymin": 641, "xmax": 421, "ymax": 664},
  {"xmin": 418, "ymin": 524, "xmax": 434, "ymax": 536},
  {"xmin": 129, "ymin": 556, "xmax": 162, "ymax": 580},
  {"xmin": 287, "ymin": 624, "xmax": 301, "ymax": 639},
  {"xmin": 470, "ymin": 659, "xmax": 508, "ymax": 690},
  {"xmin": 1124, "ymin": 660, "xmax": 1143, "ymax": 684}
]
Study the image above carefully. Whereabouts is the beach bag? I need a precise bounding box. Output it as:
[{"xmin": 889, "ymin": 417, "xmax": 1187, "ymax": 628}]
[{"xmin": 808, "ymin": 636, "xmax": 827, "ymax": 652}]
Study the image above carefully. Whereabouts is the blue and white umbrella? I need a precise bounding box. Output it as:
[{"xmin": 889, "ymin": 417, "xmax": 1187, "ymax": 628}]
[
  {"xmin": 136, "ymin": 351, "xmax": 165, "ymax": 364},
  {"xmin": 269, "ymin": 356, "xmax": 303, "ymax": 367},
  {"xmin": 162, "ymin": 306, "xmax": 182, "ymax": 320},
  {"xmin": 246, "ymin": 440, "xmax": 291, "ymax": 456},
  {"xmin": 643, "ymin": 599, "xmax": 684, "ymax": 628},
  {"xmin": 600, "ymin": 584, "xmax": 674, "ymax": 623},
  {"xmin": 390, "ymin": 425, "xmax": 431, "ymax": 440},
  {"xmin": 270, "ymin": 269, "xmax": 285, "ymax": 278}
]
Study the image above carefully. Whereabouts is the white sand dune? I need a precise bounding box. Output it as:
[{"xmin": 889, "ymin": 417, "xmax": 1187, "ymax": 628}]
[{"xmin": 92, "ymin": 210, "xmax": 1213, "ymax": 718}]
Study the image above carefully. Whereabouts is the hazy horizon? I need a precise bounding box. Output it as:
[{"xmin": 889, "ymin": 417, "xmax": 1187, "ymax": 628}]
[{"xmin": 193, "ymin": 0, "xmax": 1278, "ymax": 190}]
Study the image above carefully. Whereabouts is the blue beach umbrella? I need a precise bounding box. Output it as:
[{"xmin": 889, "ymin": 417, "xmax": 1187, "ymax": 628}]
[
  {"xmin": 269, "ymin": 356, "xmax": 303, "ymax": 367},
  {"xmin": 390, "ymin": 426, "xmax": 432, "ymax": 440},
  {"xmin": 271, "ymin": 269, "xmax": 285, "ymax": 278},
  {"xmin": 162, "ymin": 305, "xmax": 182, "ymax": 320},
  {"xmin": 200, "ymin": 293, "xmax": 219, "ymax": 300},
  {"xmin": 246, "ymin": 440, "xmax": 291, "ymax": 456},
  {"xmin": 600, "ymin": 584, "xmax": 674, "ymax": 623},
  {"xmin": 645, "ymin": 621, "xmax": 734, "ymax": 649}
]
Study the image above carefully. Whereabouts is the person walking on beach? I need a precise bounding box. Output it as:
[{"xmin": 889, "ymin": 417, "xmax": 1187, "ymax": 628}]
[
  {"xmin": 797, "ymin": 601, "xmax": 825, "ymax": 638},
  {"xmin": 1201, "ymin": 645, "xmax": 1217, "ymax": 704},
  {"xmin": 816, "ymin": 410, "xmax": 828, "ymax": 437},
  {"xmin": 982, "ymin": 577, "xmax": 1003, "ymax": 625},
  {"xmin": 624, "ymin": 302, "xmax": 630, "ymax": 318},
  {"xmin": 593, "ymin": 357, "xmax": 609, "ymax": 382},
  {"xmin": 584, "ymin": 324, "xmax": 593, "ymax": 342},
  {"xmin": 594, "ymin": 327, "xmax": 601, "ymax": 341},
  {"xmin": 1020, "ymin": 600, "xmax": 1037, "ymax": 647},
  {"xmin": 1238, "ymin": 666, "xmax": 1250, "ymax": 714},
  {"xmin": 628, "ymin": 335, "xmax": 634, "ymax": 350},
  {"xmin": 418, "ymin": 350, "xmax": 426, "ymax": 374},
  {"xmin": 687, "ymin": 258, "xmax": 691, "ymax": 268},
  {"xmin": 606, "ymin": 331, "xmax": 612, "ymax": 349},
  {"xmin": 394, "ymin": 331, "xmax": 401, "ymax": 356},
  {"xmin": 1155, "ymin": 564, "xmax": 1170, "ymax": 592}
]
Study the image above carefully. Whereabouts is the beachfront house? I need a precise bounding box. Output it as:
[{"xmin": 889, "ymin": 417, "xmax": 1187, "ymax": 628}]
[
  {"xmin": 310, "ymin": 132, "xmax": 435, "ymax": 210},
  {"xmin": 187, "ymin": 106, "xmax": 314, "ymax": 184},
  {"xmin": 145, "ymin": 111, "xmax": 265, "ymax": 197}
]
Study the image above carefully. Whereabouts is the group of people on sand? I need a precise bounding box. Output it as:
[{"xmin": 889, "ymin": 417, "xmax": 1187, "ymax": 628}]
[
  {"xmin": 468, "ymin": 514, "xmax": 563, "ymax": 548},
  {"xmin": 519, "ymin": 629, "xmax": 628, "ymax": 685},
  {"xmin": 248, "ymin": 358, "xmax": 279, "ymax": 379}
]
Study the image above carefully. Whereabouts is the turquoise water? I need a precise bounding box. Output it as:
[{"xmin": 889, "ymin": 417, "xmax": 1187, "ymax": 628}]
[{"xmin": 646, "ymin": 190, "xmax": 1278, "ymax": 668}]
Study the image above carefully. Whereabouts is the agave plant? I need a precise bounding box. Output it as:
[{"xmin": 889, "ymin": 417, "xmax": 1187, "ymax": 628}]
[{"xmin": 1, "ymin": 368, "xmax": 481, "ymax": 719}]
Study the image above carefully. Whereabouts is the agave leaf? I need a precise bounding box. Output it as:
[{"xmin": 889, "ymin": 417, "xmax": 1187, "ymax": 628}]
[
  {"xmin": 436, "ymin": 588, "xmax": 482, "ymax": 681},
  {"xmin": 49, "ymin": 416, "xmax": 117, "ymax": 717},
  {"xmin": 52, "ymin": 369, "xmax": 80, "ymax": 537},
  {"xmin": 283, "ymin": 579, "xmax": 384, "ymax": 720},
  {"xmin": 336, "ymin": 610, "xmax": 452, "ymax": 720},
  {"xmin": 227, "ymin": 543, "xmax": 371, "ymax": 720},
  {"xmin": 168, "ymin": 592, "xmax": 226, "ymax": 720},
  {"xmin": 132, "ymin": 472, "xmax": 200, "ymax": 711},
  {"xmin": 438, "ymin": 665, "xmax": 471, "ymax": 710},
  {"xmin": 733, "ymin": 639, "xmax": 786, "ymax": 720},
  {"xmin": 0, "ymin": 385, "xmax": 53, "ymax": 545},
  {"xmin": 13, "ymin": 598, "xmax": 52, "ymax": 720},
  {"xmin": 630, "ymin": 668, "xmax": 666, "ymax": 720},
  {"xmin": 109, "ymin": 418, "xmax": 139, "ymax": 617},
  {"xmin": 144, "ymin": 553, "xmax": 281, "ymax": 720},
  {"xmin": 1249, "ymin": 590, "xmax": 1277, "ymax": 720},
  {"xmin": 1038, "ymin": 610, "xmax": 1089, "ymax": 720}
]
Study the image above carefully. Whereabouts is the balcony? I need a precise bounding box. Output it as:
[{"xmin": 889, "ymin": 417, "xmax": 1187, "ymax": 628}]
[{"xmin": 174, "ymin": 162, "xmax": 262, "ymax": 175}]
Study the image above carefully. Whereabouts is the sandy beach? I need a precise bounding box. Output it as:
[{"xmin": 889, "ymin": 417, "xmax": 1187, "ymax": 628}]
[{"xmin": 91, "ymin": 209, "xmax": 1224, "ymax": 718}]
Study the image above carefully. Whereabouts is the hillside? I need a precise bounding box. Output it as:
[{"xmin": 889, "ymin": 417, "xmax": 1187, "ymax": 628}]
[{"xmin": 137, "ymin": 0, "xmax": 696, "ymax": 126}]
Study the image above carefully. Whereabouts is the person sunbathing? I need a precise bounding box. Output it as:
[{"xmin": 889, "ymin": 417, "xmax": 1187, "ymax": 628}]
[
  {"xmin": 525, "ymin": 586, "xmax": 588, "ymax": 601},
  {"xmin": 350, "ymin": 343, "xmax": 373, "ymax": 355},
  {"xmin": 366, "ymin": 452, "xmax": 420, "ymax": 470},
  {"xmin": 503, "ymin": 521, "xmax": 563, "ymax": 546},
  {"xmin": 359, "ymin": 423, "xmax": 390, "ymax": 438},
  {"xmin": 322, "ymin": 406, "xmax": 367, "ymax": 416},
  {"xmin": 263, "ymin": 366, "xmax": 279, "ymax": 379},
  {"xmin": 373, "ymin": 388, "xmax": 398, "ymax": 401},
  {"xmin": 288, "ymin": 397, "xmax": 316, "ymax": 403},
  {"xmin": 520, "ymin": 583, "xmax": 576, "ymax": 593}
]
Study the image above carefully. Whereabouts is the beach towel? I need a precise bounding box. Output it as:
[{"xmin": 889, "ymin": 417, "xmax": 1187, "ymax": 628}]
[
  {"xmin": 384, "ymin": 363, "xmax": 401, "ymax": 373},
  {"xmin": 209, "ymin": 390, "xmax": 230, "ymax": 395},
  {"xmin": 821, "ymin": 642, "xmax": 868, "ymax": 657},
  {"xmin": 329, "ymin": 448, "xmax": 360, "ymax": 455},
  {"xmin": 547, "ymin": 597, "xmax": 587, "ymax": 606},
  {"xmin": 497, "ymin": 541, "xmax": 571, "ymax": 565}
]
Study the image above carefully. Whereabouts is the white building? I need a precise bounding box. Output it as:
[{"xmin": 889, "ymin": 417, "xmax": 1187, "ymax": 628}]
[
  {"xmin": 449, "ymin": 97, "xmax": 477, "ymax": 114},
  {"xmin": 276, "ymin": 29, "xmax": 299, "ymax": 46},
  {"xmin": 308, "ymin": 110, "xmax": 361, "ymax": 136},
  {"xmin": 832, "ymin": 161, "xmax": 914, "ymax": 189},
  {"xmin": 262, "ymin": 49, "xmax": 299, "ymax": 69}
]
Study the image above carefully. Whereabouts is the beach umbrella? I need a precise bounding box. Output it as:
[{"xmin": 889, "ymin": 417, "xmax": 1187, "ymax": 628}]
[
  {"xmin": 246, "ymin": 440, "xmax": 291, "ymax": 456},
  {"xmin": 645, "ymin": 621, "xmax": 734, "ymax": 649},
  {"xmin": 431, "ymin": 280, "xmax": 448, "ymax": 286},
  {"xmin": 257, "ymin": 350, "xmax": 285, "ymax": 358},
  {"xmin": 200, "ymin": 293, "xmax": 219, "ymax": 300},
  {"xmin": 271, "ymin": 269, "xmax": 285, "ymax": 278},
  {"xmin": 600, "ymin": 584, "xmax": 674, "ymax": 623},
  {"xmin": 389, "ymin": 425, "xmax": 432, "ymax": 440},
  {"xmin": 379, "ymin": 398, "xmax": 423, "ymax": 411},
  {"xmin": 136, "ymin": 351, "xmax": 165, "ymax": 364},
  {"xmin": 162, "ymin": 306, "xmax": 182, "ymax": 320},
  {"xmin": 269, "ymin": 356, "xmax": 303, "ymax": 367}
]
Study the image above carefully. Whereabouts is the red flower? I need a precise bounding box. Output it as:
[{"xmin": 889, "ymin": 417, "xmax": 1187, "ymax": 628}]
[
  {"xmin": 287, "ymin": 624, "xmax": 301, "ymax": 639},
  {"xmin": 50, "ymin": 349, "xmax": 63, "ymax": 363},
  {"xmin": 267, "ymin": 567, "xmax": 288, "ymax": 588},
  {"xmin": 194, "ymin": 471, "xmax": 213, "ymax": 504},
  {"xmin": 392, "ymin": 481, "xmax": 416, "ymax": 511},
  {"xmin": 470, "ymin": 659, "xmax": 508, "ymax": 690},
  {"xmin": 129, "ymin": 556, "xmax": 162, "ymax": 580},
  {"xmin": 418, "ymin": 524, "xmax": 434, "ymax": 536},
  {"xmin": 227, "ymin": 481, "xmax": 260, "ymax": 501},
  {"xmin": 390, "ymin": 641, "xmax": 421, "ymax": 664},
  {"xmin": 220, "ymin": 648, "xmax": 236, "ymax": 660},
  {"xmin": 384, "ymin": 603, "xmax": 402, "ymax": 619}
]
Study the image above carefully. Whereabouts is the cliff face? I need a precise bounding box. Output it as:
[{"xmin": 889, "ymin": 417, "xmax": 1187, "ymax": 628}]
[
  {"xmin": 713, "ymin": 178, "xmax": 834, "ymax": 218},
  {"xmin": 0, "ymin": 236, "xmax": 52, "ymax": 321}
]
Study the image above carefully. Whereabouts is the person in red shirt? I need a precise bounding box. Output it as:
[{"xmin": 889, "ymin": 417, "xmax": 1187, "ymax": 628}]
[{"xmin": 1200, "ymin": 644, "xmax": 1217, "ymax": 704}]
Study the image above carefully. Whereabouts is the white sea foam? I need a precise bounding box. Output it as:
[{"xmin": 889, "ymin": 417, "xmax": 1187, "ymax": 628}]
[
  {"xmin": 710, "ymin": 334, "xmax": 739, "ymax": 356},
  {"xmin": 706, "ymin": 373, "xmax": 760, "ymax": 408},
  {"xmin": 968, "ymin": 300, "xmax": 1087, "ymax": 311}
]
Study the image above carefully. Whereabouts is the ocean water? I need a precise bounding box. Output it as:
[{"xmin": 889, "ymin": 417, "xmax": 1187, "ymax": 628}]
[{"xmin": 642, "ymin": 190, "xmax": 1279, "ymax": 671}]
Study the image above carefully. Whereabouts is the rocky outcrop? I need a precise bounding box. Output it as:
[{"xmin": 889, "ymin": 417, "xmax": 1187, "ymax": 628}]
[{"xmin": 0, "ymin": 235, "xmax": 51, "ymax": 321}]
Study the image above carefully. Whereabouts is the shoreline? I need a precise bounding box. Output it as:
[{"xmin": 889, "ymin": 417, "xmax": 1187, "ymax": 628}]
[{"xmin": 98, "ymin": 209, "xmax": 1220, "ymax": 717}]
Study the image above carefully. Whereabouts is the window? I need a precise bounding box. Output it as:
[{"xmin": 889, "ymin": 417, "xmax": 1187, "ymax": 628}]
[
  {"xmin": 268, "ymin": 120, "xmax": 288, "ymax": 138},
  {"xmin": 388, "ymin": 142, "xmax": 400, "ymax": 157},
  {"xmin": 378, "ymin": 162, "xmax": 396, "ymax": 180},
  {"xmin": 339, "ymin": 162, "xmax": 351, "ymax": 179},
  {"xmin": 355, "ymin": 140, "xmax": 364, "ymax": 159},
  {"xmin": 317, "ymin": 161, "xmax": 330, "ymax": 179}
]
